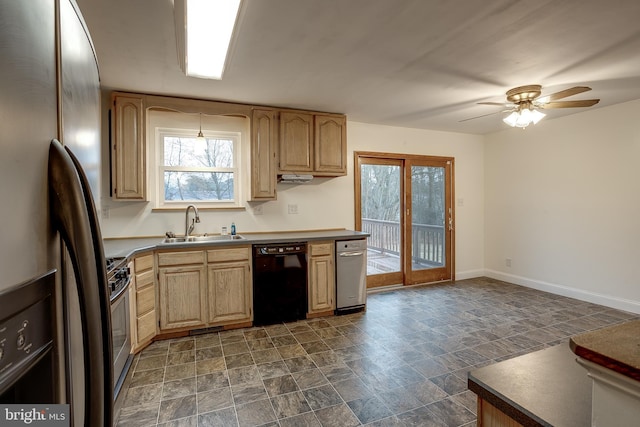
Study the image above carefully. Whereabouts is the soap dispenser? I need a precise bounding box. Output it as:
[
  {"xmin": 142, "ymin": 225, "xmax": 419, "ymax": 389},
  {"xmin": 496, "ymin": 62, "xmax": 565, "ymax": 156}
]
[{"xmin": 231, "ymin": 222, "xmax": 236, "ymax": 236}]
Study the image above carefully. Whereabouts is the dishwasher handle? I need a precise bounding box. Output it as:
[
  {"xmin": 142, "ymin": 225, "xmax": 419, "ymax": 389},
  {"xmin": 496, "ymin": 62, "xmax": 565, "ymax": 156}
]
[{"xmin": 338, "ymin": 251, "xmax": 364, "ymax": 257}]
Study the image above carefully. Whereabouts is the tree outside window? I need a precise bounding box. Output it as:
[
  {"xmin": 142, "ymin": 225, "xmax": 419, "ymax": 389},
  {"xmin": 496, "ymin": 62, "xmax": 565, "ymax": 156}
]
[{"xmin": 159, "ymin": 131, "xmax": 240, "ymax": 205}]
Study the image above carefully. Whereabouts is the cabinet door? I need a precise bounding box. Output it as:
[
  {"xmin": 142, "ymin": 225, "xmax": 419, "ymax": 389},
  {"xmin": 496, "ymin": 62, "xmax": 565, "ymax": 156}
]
[
  {"xmin": 111, "ymin": 93, "xmax": 145, "ymax": 200},
  {"xmin": 279, "ymin": 111, "xmax": 313, "ymax": 172},
  {"xmin": 159, "ymin": 265, "xmax": 207, "ymax": 330},
  {"xmin": 314, "ymin": 114, "xmax": 347, "ymax": 175},
  {"xmin": 251, "ymin": 109, "xmax": 277, "ymax": 200},
  {"xmin": 208, "ymin": 261, "xmax": 252, "ymax": 324},
  {"xmin": 308, "ymin": 254, "xmax": 335, "ymax": 314},
  {"xmin": 132, "ymin": 254, "xmax": 156, "ymax": 351}
]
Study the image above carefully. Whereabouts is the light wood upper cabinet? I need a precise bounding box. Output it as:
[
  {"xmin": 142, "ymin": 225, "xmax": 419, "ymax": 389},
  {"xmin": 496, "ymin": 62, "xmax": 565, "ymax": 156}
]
[
  {"xmin": 111, "ymin": 92, "xmax": 146, "ymax": 200},
  {"xmin": 279, "ymin": 111, "xmax": 314, "ymax": 173},
  {"xmin": 207, "ymin": 246, "xmax": 252, "ymax": 325},
  {"xmin": 308, "ymin": 241, "xmax": 336, "ymax": 316},
  {"xmin": 315, "ymin": 114, "xmax": 346, "ymax": 174},
  {"xmin": 108, "ymin": 91, "xmax": 347, "ymax": 203},
  {"xmin": 279, "ymin": 111, "xmax": 347, "ymax": 176},
  {"xmin": 158, "ymin": 251, "xmax": 207, "ymax": 331},
  {"xmin": 130, "ymin": 254, "xmax": 156, "ymax": 352},
  {"xmin": 251, "ymin": 109, "xmax": 278, "ymax": 200}
]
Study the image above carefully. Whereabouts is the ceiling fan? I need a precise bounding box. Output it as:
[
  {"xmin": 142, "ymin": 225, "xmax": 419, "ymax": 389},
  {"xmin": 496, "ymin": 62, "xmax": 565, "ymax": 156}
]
[{"xmin": 463, "ymin": 85, "xmax": 600, "ymax": 128}]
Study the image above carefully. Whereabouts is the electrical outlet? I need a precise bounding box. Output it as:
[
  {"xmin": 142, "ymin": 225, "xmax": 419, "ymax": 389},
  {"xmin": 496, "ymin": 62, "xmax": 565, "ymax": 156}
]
[
  {"xmin": 101, "ymin": 206, "xmax": 109, "ymax": 219},
  {"xmin": 505, "ymin": 258, "xmax": 512, "ymax": 267},
  {"xmin": 288, "ymin": 204, "xmax": 298, "ymax": 214},
  {"xmin": 253, "ymin": 205, "xmax": 263, "ymax": 215}
]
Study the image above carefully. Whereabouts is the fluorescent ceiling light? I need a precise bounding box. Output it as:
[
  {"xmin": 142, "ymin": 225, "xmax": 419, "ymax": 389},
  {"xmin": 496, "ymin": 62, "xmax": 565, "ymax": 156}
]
[{"xmin": 177, "ymin": 0, "xmax": 241, "ymax": 80}]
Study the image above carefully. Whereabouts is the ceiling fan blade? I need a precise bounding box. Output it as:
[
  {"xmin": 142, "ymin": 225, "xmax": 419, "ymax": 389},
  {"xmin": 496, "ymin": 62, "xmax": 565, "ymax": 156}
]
[
  {"xmin": 459, "ymin": 110, "xmax": 509, "ymax": 122},
  {"xmin": 477, "ymin": 102, "xmax": 510, "ymax": 106},
  {"xmin": 537, "ymin": 86, "xmax": 592, "ymax": 103},
  {"xmin": 541, "ymin": 99, "xmax": 600, "ymax": 109}
]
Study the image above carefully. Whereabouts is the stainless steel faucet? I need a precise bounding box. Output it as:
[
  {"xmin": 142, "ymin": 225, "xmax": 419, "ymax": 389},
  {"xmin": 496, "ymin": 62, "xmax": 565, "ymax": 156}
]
[{"xmin": 185, "ymin": 204, "xmax": 200, "ymax": 237}]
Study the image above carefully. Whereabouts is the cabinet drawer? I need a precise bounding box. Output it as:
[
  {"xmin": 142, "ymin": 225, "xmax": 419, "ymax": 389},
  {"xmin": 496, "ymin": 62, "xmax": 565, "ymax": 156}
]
[
  {"xmin": 158, "ymin": 251, "xmax": 205, "ymax": 266},
  {"xmin": 137, "ymin": 309, "xmax": 156, "ymax": 343},
  {"xmin": 309, "ymin": 243, "xmax": 332, "ymax": 257},
  {"xmin": 136, "ymin": 284, "xmax": 155, "ymax": 315},
  {"xmin": 136, "ymin": 269, "xmax": 154, "ymax": 289},
  {"xmin": 135, "ymin": 254, "xmax": 154, "ymax": 272},
  {"xmin": 207, "ymin": 246, "xmax": 250, "ymax": 263}
]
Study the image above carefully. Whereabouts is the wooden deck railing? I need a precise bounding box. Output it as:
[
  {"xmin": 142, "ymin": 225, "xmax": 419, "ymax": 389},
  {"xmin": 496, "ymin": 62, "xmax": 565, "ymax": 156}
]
[{"xmin": 362, "ymin": 218, "xmax": 444, "ymax": 266}]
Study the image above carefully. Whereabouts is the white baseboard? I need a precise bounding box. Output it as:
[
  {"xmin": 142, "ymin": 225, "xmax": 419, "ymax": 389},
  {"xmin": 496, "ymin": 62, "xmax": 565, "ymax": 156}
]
[
  {"xmin": 455, "ymin": 269, "xmax": 485, "ymax": 280},
  {"xmin": 485, "ymin": 269, "xmax": 640, "ymax": 315}
]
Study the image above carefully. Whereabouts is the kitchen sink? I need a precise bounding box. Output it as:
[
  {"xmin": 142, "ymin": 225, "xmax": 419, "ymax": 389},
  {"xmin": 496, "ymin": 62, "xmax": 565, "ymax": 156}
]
[{"xmin": 162, "ymin": 234, "xmax": 245, "ymax": 244}]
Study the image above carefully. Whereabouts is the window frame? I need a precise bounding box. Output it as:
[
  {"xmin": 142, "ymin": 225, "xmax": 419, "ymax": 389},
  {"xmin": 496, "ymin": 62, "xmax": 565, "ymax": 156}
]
[{"xmin": 156, "ymin": 127, "xmax": 242, "ymax": 208}]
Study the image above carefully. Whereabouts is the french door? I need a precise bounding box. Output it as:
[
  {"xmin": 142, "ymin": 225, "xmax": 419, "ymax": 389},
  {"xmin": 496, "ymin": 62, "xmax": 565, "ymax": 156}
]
[{"xmin": 355, "ymin": 152, "xmax": 454, "ymax": 287}]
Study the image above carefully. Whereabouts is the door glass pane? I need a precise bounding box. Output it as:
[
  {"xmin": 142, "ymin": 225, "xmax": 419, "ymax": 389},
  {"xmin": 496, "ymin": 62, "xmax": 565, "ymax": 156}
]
[
  {"xmin": 411, "ymin": 166, "xmax": 445, "ymax": 271},
  {"xmin": 361, "ymin": 164, "xmax": 401, "ymax": 275}
]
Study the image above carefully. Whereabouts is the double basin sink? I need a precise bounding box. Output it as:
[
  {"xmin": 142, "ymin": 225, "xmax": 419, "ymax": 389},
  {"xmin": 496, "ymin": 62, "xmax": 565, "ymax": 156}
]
[{"xmin": 162, "ymin": 234, "xmax": 245, "ymax": 244}]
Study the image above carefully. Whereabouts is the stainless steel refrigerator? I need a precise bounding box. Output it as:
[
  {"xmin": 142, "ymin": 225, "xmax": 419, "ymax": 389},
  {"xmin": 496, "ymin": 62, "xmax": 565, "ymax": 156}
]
[{"xmin": 0, "ymin": 0, "xmax": 111, "ymax": 425}]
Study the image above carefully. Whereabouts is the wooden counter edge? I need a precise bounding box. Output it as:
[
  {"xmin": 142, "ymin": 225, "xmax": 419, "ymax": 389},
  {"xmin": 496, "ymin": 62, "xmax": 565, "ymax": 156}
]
[{"xmin": 569, "ymin": 336, "xmax": 640, "ymax": 382}]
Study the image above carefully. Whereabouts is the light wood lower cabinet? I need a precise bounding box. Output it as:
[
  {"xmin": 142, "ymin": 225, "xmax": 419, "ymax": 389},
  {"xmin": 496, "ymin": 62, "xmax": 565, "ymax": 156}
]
[
  {"xmin": 207, "ymin": 246, "xmax": 252, "ymax": 325},
  {"xmin": 155, "ymin": 247, "xmax": 252, "ymax": 334},
  {"xmin": 158, "ymin": 251, "xmax": 207, "ymax": 331},
  {"xmin": 477, "ymin": 398, "xmax": 524, "ymax": 427},
  {"xmin": 308, "ymin": 241, "xmax": 336, "ymax": 316},
  {"xmin": 130, "ymin": 253, "xmax": 157, "ymax": 352}
]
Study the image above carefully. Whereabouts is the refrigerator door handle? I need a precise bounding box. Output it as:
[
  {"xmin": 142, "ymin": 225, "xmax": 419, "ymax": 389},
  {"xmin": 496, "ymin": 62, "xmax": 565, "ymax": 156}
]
[{"xmin": 49, "ymin": 139, "xmax": 113, "ymax": 427}]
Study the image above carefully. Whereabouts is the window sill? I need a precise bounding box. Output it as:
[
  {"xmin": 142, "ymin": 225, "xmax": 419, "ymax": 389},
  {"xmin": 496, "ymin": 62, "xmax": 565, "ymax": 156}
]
[{"xmin": 151, "ymin": 206, "xmax": 246, "ymax": 212}]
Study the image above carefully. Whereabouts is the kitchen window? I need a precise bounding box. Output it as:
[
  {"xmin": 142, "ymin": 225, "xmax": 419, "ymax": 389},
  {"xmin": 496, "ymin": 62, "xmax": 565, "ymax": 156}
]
[{"xmin": 157, "ymin": 128, "xmax": 241, "ymax": 207}]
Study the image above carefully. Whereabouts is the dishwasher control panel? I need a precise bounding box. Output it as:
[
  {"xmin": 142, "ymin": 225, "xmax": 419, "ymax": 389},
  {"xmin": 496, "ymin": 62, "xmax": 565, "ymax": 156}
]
[
  {"xmin": 254, "ymin": 243, "xmax": 306, "ymax": 256},
  {"xmin": 336, "ymin": 239, "xmax": 367, "ymax": 252}
]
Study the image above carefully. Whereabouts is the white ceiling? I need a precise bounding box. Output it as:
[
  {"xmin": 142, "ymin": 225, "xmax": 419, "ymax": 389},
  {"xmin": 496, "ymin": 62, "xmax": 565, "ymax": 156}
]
[{"xmin": 76, "ymin": 0, "xmax": 640, "ymax": 135}]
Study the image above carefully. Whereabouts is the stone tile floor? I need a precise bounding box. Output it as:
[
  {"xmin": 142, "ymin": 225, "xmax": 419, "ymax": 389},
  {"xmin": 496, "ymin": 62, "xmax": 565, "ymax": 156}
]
[{"xmin": 116, "ymin": 277, "xmax": 638, "ymax": 426}]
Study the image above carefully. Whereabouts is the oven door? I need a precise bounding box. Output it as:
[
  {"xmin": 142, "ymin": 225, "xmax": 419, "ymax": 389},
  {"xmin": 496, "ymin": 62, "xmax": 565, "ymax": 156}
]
[{"xmin": 110, "ymin": 281, "xmax": 131, "ymax": 400}]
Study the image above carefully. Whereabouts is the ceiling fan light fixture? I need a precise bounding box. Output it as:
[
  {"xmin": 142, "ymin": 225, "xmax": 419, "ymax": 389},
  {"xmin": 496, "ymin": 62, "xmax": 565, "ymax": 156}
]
[
  {"xmin": 473, "ymin": 85, "xmax": 598, "ymax": 129},
  {"xmin": 503, "ymin": 107, "xmax": 546, "ymax": 128},
  {"xmin": 503, "ymin": 111, "xmax": 519, "ymax": 127},
  {"xmin": 530, "ymin": 109, "xmax": 546, "ymax": 124}
]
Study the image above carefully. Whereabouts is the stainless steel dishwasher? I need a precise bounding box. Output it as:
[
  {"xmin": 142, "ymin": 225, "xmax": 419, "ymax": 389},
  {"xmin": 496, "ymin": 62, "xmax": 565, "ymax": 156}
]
[{"xmin": 336, "ymin": 239, "xmax": 367, "ymax": 314}]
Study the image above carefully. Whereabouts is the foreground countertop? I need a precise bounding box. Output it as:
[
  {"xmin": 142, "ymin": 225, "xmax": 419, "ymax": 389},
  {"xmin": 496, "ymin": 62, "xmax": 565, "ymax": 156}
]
[
  {"xmin": 570, "ymin": 319, "xmax": 640, "ymax": 382},
  {"xmin": 468, "ymin": 344, "xmax": 591, "ymax": 427},
  {"xmin": 103, "ymin": 229, "xmax": 368, "ymax": 259}
]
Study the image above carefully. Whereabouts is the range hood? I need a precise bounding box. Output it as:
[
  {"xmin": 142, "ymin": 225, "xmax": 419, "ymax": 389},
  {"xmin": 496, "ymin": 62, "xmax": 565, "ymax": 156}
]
[{"xmin": 278, "ymin": 174, "xmax": 314, "ymax": 184}]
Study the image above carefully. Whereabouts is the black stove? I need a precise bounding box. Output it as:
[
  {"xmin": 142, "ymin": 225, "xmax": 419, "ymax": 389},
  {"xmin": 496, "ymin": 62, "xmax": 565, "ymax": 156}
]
[{"xmin": 106, "ymin": 257, "xmax": 130, "ymax": 299}]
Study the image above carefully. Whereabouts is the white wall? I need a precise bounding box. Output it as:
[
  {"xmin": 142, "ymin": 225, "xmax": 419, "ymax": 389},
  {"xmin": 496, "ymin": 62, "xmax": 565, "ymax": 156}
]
[
  {"xmin": 100, "ymin": 118, "xmax": 486, "ymax": 279},
  {"xmin": 484, "ymin": 99, "xmax": 640, "ymax": 313}
]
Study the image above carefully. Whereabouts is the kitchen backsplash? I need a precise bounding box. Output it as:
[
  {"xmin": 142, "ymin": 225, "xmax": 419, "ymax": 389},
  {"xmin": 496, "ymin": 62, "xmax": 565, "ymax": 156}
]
[{"xmin": 99, "ymin": 176, "xmax": 354, "ymax": 237}]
